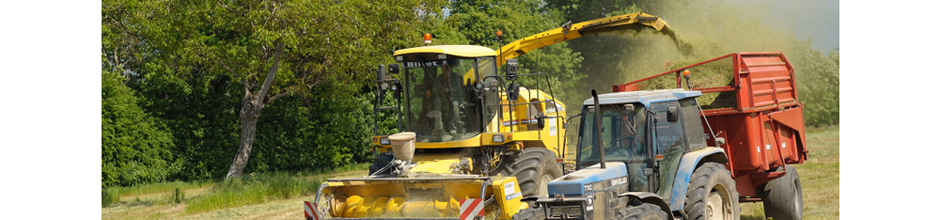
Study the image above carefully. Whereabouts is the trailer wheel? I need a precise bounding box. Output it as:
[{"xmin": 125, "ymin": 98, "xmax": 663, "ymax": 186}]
[
  {"xmin": 511, "ymin": 207, "xmax": 546, "ymax": 220},
  {"xmin": 618, "ymin": 203, "xmax": 668, "ymax": 220},
  {"xmin": 762, "ymin": 166, "xmax": 803, "ymax": 220},
  {"xmin": 368, "ymin": 152, "xmax": 394, "ymax": 176},
  {"xmin": 509, "ymin": 147, "xmax": 563, "ymax": 197},
  {"xmin": 683, "ymin": 162, "xmax": 740, "ymax": 220}
]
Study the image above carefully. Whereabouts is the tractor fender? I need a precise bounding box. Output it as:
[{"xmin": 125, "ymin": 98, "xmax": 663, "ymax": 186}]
[
  {"xmin": 620, "ymin": 192, "xmax": 675, "ymax": 219},
  {"xmin": 667, "ymin": 147, "xmax": 729, "ymax": 211}
]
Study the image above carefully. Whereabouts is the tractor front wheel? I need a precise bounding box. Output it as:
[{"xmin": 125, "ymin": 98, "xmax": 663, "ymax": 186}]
[
  {"xmin": 618, "ymin": 203, "xmax": 668, "ymax": 220},
  {"xmin": 683, "ymin": 162, "xmax": 739, "ymax": 220}
]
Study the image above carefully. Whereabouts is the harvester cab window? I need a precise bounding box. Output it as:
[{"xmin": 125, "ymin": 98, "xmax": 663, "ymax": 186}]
[{"xmin": 402, "ymin": 55, "xmax": 489, "ymax": 143}]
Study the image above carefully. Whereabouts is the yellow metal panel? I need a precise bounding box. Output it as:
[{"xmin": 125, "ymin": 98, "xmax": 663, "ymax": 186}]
[
  {"xmin": 492, "ymin": 177, "xmax": 526, "ymax": 219},
  {"xmin": 393, "ymin": 45, "xmax": 498, "ymax": 57}
]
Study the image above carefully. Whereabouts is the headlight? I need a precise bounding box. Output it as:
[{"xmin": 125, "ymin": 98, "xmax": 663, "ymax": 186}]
[
  {"xmin": 492, "ymin": 134, "xmax": 504, "ymax": 143},
  {"xmin": 380, "ymin": 137, "xmax": 390, "ymax": 145},
  {"xmin": 550, "ymin": 207, "xmax": 583, "ymax": 218},
  {"xmin": 567, "ymin": 207, "xmax": 582, "ymax": 217},
  {"xmin": 550, "ymin": 207, "xmax": 564, "ymax": 217}
]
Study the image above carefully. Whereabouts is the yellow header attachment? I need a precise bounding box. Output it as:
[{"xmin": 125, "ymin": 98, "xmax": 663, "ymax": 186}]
[{"xmin": 496, "ymin": 12, "xmax": 676, "ymax": 66}]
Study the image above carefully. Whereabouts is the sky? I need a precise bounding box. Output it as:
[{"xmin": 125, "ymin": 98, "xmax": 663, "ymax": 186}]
[{"xmin": 762, "ymin": 0, "xmax": 840, "ymax": 52}]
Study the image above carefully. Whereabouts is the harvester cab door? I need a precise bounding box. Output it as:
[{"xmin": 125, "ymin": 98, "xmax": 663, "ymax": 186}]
[{"xmin": 649, "ymin": 101, "xmax": 687, "ymax": 197}]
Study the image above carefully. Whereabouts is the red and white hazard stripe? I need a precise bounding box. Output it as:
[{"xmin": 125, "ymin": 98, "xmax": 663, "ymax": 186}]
[
  {"xmin": 303, "ymin": 201, "xmax": 320, "ymax": 220},
  {"xmin": 459, "ymin": 198, "xmax": 485, "ymax": 220}
]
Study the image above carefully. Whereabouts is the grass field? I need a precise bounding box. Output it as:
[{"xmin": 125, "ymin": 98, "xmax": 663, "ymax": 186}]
[{"xmin": 102, "ymin": 127, "xmax": 838, "ymax": 219}]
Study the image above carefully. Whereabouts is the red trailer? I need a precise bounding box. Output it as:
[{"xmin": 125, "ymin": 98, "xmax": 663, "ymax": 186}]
[{"xmin": 613, "ymin": 52, "xmax": 809, "ymax": 200}]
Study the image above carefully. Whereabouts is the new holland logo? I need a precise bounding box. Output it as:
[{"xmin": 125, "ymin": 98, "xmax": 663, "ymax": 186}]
[{"xmin": 610, "ymin": 177, "xmax": 628, "ymax": 186}]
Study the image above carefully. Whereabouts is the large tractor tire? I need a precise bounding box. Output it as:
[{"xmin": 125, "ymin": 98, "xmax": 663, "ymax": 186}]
[
  {"xmin": 683, "ymin": 162, "xmax": 740, "ymax": 220},
  {"xmin": 762, "ymin": 166, "xmax": 803, "ymax": 220},
  {"xmin": 511, "ymin": 207, "xmax": 546, "ymax": 220},
  {"xmin": 508, "ymin": 147, "xmax": 563, "ymax": 197},
  {"xmin": 618, "ymin": 203, "xmax": 669, "ymax": 220},
  {"xmin": 368, "ymin": 153, "xmax": 394, "ymax": 176}
]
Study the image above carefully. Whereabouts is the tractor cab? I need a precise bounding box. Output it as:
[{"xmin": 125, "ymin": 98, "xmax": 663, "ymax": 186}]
[{"xmin": 573, "ymin": 89, "xmax": 708, "ymax": 201}]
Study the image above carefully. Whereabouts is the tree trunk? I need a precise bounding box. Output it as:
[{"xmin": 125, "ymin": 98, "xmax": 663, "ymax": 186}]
[
  {"xmin": 225, "ymin": 95, "xmax": 263, "ymax": 178},
  {"xmin": 225, "ymin": 39, "xmax": 285, "ymax": 179}
]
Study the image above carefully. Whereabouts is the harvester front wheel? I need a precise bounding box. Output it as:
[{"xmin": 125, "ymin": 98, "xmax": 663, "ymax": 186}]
[
  {"xmin": 683, "ymin": 162, "xmax": 739, "ymax": 220},
  {"xmin": 368, "ymin": 152, "xmax": 394, "ymax": 176},
  {"xmin": 511, "ymin": 207, "xmax": 546, "ymax": 220},
  {"xmin": 508, "ymin": 147, "xmax": 563, "ymax": 197},
  {"xmin": 762, "ymin": 166, "xmax": 803, "ymax": 220}
]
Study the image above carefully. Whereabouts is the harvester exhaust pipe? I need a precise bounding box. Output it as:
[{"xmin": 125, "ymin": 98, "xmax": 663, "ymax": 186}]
[{"xmin": 592, "ymin": 89, "xmax": 605, "ymax": 169}]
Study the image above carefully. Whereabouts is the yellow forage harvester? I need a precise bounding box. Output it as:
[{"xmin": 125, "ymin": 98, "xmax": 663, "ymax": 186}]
[{"xmin": 308, "ymin": 11, "xmax": 678, "ymax": 220}]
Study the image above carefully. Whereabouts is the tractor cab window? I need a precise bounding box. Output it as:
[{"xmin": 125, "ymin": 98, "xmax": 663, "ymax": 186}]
[
  {"xmin": 577, "ymin": 103, "xmax": 650, "ymax": 191},
  {"xmin": 402, "ymin": 55, "xmax": 494, "ymax": 143},
  {"xmin": 577, "ymin": 104, "xmax": 650, "ymax": 189},
  {"xmin": 650, "ymin": 101, "xmax": 686, "ymax": 200}
]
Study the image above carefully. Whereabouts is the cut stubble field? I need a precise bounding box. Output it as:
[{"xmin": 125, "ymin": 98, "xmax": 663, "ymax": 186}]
[{"xmin": 102, "ymin": 127, "xmax": 839, "ymax": 220}]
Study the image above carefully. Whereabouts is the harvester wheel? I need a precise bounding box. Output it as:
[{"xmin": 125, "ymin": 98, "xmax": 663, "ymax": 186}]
[
  {"xmin": 511, "ymin": 207, "xmax": 546, "ymax": 220},
  {"xmin": 368, "ymin": 152, "xmax": 394, "ymax": 176},
  {"xmin": 762, "ymin": 166, "xmax": 803, "ymax": 220},
  {"xmin": 508, "ymin": 147, "xmax": 563, "ymax": 198},
  {"xmin": 683, "ymin": 162, "xmax": 739, "ymax": 220},
  {"xmin": 618, "ymin": 203, "xmax": 668, "ymax": 220}
]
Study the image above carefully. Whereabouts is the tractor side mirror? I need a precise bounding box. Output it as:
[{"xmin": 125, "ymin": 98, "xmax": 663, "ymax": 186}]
[
  {"xmin": 507, "ymin": 83, "xmax": 520, "ymax": 101},
  {"xmin": 505, "ymin": 59, "xmax": 519, "ymax": 81},
  {"xmin": 667, "ymin": 105, "xmax": 679, "ymax": 123},
  {"xmin": 388, "ymin": 63, "xmax": 400, "ymax": 74},
  {"xmin": 537, "ymin": 112, "xmax": 546, "ymax": 129},
  {"xmin": 473, "ymin": 81, "xmax": 484, "ymax": 91},
  {"xmin": 392, "ymin": 81, "xmax": 402, "ymax": 99},
  {"xmin": 714, "ymin": 137, "xmax": 726, "ymax": 146}
]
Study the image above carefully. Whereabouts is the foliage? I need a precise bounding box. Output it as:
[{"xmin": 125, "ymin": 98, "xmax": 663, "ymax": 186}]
[
  {"xmin": 184, "ymin": 172, "xmax": 323, "ymax": 213},
  {"xmin": 447, "ymin": 0, "xmax": 585, "ymax": 107},
  {"xmin": 102, "ymin": 70, "xmax": 179, "ymax": 187},
  {"xmin": 102, "ymin": 187, "xmax": 120, "ymax": 207},
  {"xmin": 790, "ymin": 45, "xmax": 839, "ymax": 126},
  {"xmin": 247, "ymin": 83, "xmax": 376, "ymax": 173}
]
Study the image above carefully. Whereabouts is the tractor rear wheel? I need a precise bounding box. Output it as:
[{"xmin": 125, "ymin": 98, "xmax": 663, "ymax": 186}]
[
  {"xmin": 508, "ymin": 147, "xmax": 563, "ymax": 197},
  {"xmin": 683, "ymin": 162, "xmax": 739, "ymax": 220},
  {"xmin": 618, "ymin": 203, "xmax": 668, "ymax": 220},
  {"xmin": 762, "ymin": 166, "xmax": 803, "ymax": 220}
]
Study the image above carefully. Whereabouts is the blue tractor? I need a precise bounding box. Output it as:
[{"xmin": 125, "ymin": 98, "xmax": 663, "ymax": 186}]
[{"xmin": 514, "ymin": 89, "xmax": 739, "ymax": 220}]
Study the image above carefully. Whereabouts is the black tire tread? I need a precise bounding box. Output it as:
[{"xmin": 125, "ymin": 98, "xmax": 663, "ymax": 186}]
[
  {"xmin": 511, "ymin": 207, "xmax": 545, "ymax": 220},
  {"xmin": 620, "ymin": 203, "xmax": 668, "ymax": 220},
  {"xmin": 682, "ymin": 162, "xmax": 740, "ymax": 220},
  {"xmin": 508, "ymin": 147, "xmax": 562, "ymax": 197},
  {"xmin": 368, "ymin": 153, "xmax": 394, "ymax": 176},
  {"xmin": 762, "ymin": 166, "xmax": 803, "ymax": 220}
]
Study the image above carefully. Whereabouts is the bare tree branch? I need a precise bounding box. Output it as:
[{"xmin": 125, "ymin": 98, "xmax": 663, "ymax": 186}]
[
  {"xmin": 255, "ymin": 39, "xmax": 284, "ymax": 105},
  {"xmin": 266, "ymin": 88, "xmax": 294, "ymax": 104}
]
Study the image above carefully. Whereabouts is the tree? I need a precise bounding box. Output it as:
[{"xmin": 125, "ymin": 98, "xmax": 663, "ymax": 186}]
[
  {"xmin": 102, "ymin": 70, "xmax": 178, "ymax": 186},
  {"xmin": 447, "ymin": 0, "xmax": 585, "ymax": 106},
  {"xmin": 120, "ymin": 0, "xmax": 448, "ymax": 178}
]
